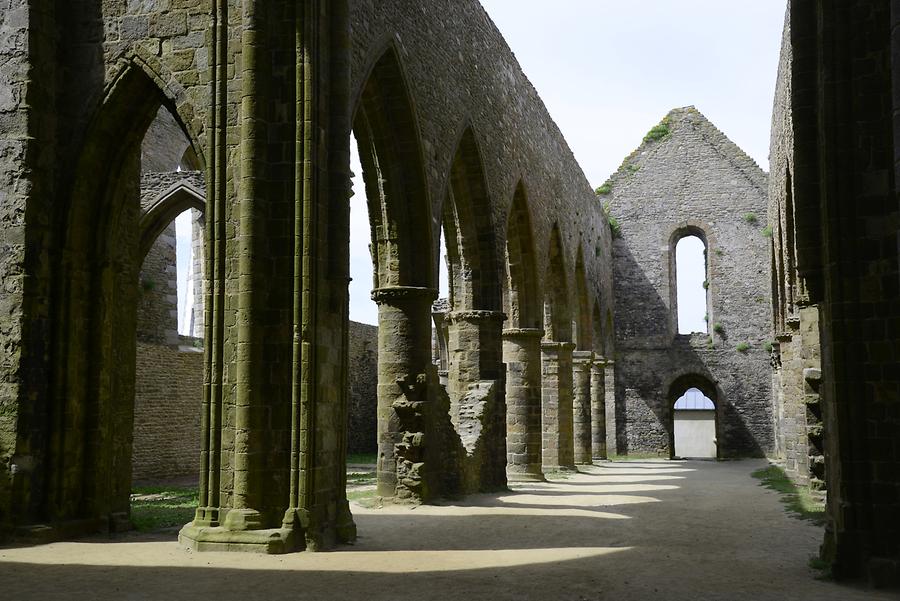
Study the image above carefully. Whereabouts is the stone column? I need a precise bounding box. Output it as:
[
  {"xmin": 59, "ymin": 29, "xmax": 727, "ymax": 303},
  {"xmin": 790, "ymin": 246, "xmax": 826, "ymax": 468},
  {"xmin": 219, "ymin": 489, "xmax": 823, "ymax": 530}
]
[
  {"xmin": 572, "ymin": 351, "xmax": 594, "ymax": 465},
  {"xmin": 604, "ymin": 360, "xmax": 617, "ymax": 457},
  {"xmin": 503, "ymin": 328, "xmax": 545, "ymax": 481},
  {"xmin": 591, "ymin": 357, "xmax": 608, "ymax": 460},
  {"xmin": 431, "ymin": 301, "xmax": 450, "ymax": 390},
  {"xmin": 447, "ymin": 310, "xmax": 507, "ymax": 490},
  {"xmin": 541, "ymin": 341, "xmax": 576, "ymax": 470},
  {"xmin": 372, "ymin": 286, "xmax": 438, "ymax": 501}
]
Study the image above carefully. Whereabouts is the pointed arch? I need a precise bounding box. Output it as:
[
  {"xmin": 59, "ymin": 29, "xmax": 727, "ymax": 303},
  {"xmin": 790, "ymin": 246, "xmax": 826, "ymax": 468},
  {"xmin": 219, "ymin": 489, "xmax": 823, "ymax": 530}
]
[
  {"xmin": 544, "ymin": 224, "xmax": 572, "ymax": 342},
  {"xmin": 139, "ymin": 180, "xmax": 205, "ymax": 259},
  {"xmin": 45, "ymin": 59, "xmax": 205, "ymax": 523},
  {"xmin": 592, "ymin": 301, "xmax": 605, "ymax": 356},
  {"xmin": 505, "ymin": 182, "xmax": 540, "ymax": 329},
  {"xmin": 573, "ymin": 246, "xmax": 591, "ymax": 350},
  {"xmin": 441, "ymin": 127, "xmax": 501, "ymax": 311},
  {"xmin": 352, "ymin": 45, "xmax": 433, "ymax": 289}
]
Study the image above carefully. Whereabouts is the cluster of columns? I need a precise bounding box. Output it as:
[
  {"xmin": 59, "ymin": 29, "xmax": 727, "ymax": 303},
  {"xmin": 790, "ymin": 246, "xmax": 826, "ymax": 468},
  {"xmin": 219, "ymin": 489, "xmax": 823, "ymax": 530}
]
[
  {"xmin": 376, "ymin": 295, "xmax": 614, "ymax": 499},
  {"xmin": 504, "ymin": 329, "xmax": 613, "ymax": 481}
]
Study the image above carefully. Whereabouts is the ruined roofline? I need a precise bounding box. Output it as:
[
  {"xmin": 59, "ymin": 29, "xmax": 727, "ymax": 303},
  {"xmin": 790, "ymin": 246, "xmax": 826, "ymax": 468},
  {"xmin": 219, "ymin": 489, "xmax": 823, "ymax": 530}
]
[{"xmin": 596, "ymin": 105, "xmax": 768, "ymax": 198}]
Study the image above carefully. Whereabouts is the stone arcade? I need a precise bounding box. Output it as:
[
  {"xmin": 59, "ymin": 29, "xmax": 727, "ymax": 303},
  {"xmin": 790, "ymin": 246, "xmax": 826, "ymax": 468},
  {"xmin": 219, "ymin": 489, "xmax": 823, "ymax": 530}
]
[{"xmin": 0, "ymin": 0, "xmax": 898, "ymax": 588}]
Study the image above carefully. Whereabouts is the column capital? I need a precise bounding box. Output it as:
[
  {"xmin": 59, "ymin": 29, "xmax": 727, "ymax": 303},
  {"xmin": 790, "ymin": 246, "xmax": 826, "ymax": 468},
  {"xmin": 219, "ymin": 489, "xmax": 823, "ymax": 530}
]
[
  {"xmin": 371, "ymin": 286, "xmax": 438, "ymax": 305},
  {"xmin": 502, "ymin": 327, "xmax": 544, "ymax": 339},
  {"xmin": 541, "ymin": 341, "xmax": 577, "ymax": 353},
  {"xmin": 447, "ymin": 310, "xmax": 507, "ymax": 324},
  {"xmin": 572, "ymin": 350, "xmax": 595, "ymax": 364}
]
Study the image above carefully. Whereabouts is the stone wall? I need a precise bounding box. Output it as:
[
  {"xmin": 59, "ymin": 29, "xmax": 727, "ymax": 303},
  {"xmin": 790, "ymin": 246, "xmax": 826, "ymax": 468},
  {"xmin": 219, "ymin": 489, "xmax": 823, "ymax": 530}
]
[
  {"xmin": 132, "ymin": 341, "xmax": 203, "ymax": 481},
  {"xmin": 788, "ymin": 0, "xmax": 900, "ymax": 583},
  {"xmin": 347, "ymin": 320, "xmax": 377, "ymax": 455},
  {"xmin": 767, "ymin": 9, "xmax": 825, "ymax": 489},
  {"xmin": 0, "ymin": 0, "xmax": 32, "ymax": 526},
  {"xmin": 608, "ymin": 107, "xmax": 773, "ymax": 458}
]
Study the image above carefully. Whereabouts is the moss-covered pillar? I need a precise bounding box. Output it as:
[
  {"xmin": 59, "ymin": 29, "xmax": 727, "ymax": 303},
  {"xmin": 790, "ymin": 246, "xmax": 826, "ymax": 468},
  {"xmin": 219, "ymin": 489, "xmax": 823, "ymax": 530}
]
[
  {"xmin": 591, "ymin": 357, "xmax": 608, "ymax": 460},
  {"xmin": 572, "ymin": 350, "xmax": 594, "ymax": 465},
  {"xmin": 224, "ymin": 0, "xmax": 268, "ymax": 533},
  {"xmin": 541, "ymin": 341, "xmax": 576, "ymax": 470},
  {"xmin": 372, "ymin": 286, "xmax": 439, "ymax": 501},
  {"xmin": 503, "ymin": 328, "xmax": 545, "ymax": 481}
]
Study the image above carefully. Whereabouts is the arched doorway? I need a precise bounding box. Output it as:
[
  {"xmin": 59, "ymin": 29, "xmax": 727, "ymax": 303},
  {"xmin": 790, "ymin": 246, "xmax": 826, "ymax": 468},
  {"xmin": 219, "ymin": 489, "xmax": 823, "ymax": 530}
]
[
  {"xmin": 44, "ymin": 60, "xmax": 208, "ymax": 531},
  {"xmin": 668, "ymin": 375, "xmax": 719, "ymax": 459},
  {"xmin": 673, "ymin": 388, "xmax": 717, "ymax": 458}
]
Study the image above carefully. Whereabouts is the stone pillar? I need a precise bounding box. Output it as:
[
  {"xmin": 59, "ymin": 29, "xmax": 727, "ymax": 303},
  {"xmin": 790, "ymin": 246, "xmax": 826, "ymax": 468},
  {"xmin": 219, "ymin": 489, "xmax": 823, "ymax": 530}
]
[
  {"xmin": 591, "ymin": 358, "xmax": 608, "ymax": 460},
  {"xmin": 372, "ymin": 286, "xmax": 439, "ymax": 501},
  {"xmin": 604, "ymin": 360, "xmax": 617, "ymax": 457},
  {"xmin": 431, "ymin": 299, "xmax": 450, "ymax": 389},
  {"xmin": 572, "ymin": 350, "xmax": 594, "ymax": 465},
  {"xmin": 503, "ymin": 328, "xmax": 545, "ymax": 481},
  {"xmin": 541, "ymin": 341, "xmax": 576, "ymax": 470},
  {"xmin": 447, "ymin": 310, "xmax": 507, "ymax": 490}
]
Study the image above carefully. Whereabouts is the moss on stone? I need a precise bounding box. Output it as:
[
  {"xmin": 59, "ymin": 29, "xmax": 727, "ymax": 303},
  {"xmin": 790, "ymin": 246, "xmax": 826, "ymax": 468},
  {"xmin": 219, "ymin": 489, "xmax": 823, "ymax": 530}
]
[{"xmin": 643, "ymin": 117, "xmax": 671, "ymax": 143}]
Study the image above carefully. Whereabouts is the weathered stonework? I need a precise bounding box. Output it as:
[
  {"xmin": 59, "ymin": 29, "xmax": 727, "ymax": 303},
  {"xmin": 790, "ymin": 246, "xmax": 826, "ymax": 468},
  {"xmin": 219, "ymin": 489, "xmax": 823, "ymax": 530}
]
[
  {"xmin": 608, "ymin": 107, "xmax": 773, "ymax": 459},
  {"xmin": 347, "ymin": 320, "xmax": 378, "ymax": 455},
  {"xmin": 777, "ymin": 1, "xmax": 900, "ymax": 584},
  {"xmin": 3, "ymin": 0, "xmax": 896, "ymax": 585}
]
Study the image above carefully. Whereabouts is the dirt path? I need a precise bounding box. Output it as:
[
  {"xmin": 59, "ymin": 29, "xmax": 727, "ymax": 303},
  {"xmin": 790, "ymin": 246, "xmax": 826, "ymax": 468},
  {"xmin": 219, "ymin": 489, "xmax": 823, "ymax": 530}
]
[{"xmin": 0, "ymin": 460, "xmax": 890, "ymax": 600}]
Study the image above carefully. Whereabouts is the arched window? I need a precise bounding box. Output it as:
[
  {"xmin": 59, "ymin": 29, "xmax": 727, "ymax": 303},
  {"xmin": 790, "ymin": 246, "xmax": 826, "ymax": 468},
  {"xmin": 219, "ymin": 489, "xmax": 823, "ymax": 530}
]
[{"xmin": 674, "ymin": 234, "xmax": 708, "ymax": 334}]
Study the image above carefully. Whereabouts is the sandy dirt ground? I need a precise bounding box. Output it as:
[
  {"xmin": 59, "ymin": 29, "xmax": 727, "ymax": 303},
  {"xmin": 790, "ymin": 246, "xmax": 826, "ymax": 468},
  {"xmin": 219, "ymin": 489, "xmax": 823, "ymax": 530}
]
[{"xmin": 1, "ymin": 459, "xmax": 892, "ymax": 601}]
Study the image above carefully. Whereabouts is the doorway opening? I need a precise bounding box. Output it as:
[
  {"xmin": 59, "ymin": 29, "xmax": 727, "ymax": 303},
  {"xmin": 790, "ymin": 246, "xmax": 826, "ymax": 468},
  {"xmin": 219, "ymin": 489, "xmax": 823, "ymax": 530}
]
[{"xmin": 672, "ymin": 386, "xmax": 717, "ymax": 459}]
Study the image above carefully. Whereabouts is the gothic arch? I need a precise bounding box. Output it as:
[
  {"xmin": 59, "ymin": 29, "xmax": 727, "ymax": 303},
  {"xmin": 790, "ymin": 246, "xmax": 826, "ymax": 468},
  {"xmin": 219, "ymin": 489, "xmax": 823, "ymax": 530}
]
[
  {"xmin": 544, "ymin": 223, "xmax": 572, "ymax": 342},
  {"xmin": 441, "ymin": 127, "xmax": 501, "ymax": 312},
  {"xmin": 573, "ymin": 246, "xmax": 591, "ymax": 350},
  {"xmin": 139, "ymin": 180, "xmax": 205, "ymax": 259},
  {"xmin": 46, "ymin": 61, "xmax": 205, "ymax": 524},
  {"xmin": 592, "ymin": 301, "xmax": 604, "ymax": 356},
  {"xmin": 352, "ymin": 44, "xmax": 433, "ymax": 289},
  {"xmin": 505, "ymin": 182, "xmax": 541, "ymax": 330}
]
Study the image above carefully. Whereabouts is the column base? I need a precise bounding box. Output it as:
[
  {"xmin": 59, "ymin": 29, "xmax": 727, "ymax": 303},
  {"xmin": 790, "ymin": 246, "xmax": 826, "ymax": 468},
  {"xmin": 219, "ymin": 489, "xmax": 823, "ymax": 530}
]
[
  {"xmin": 542, "ymin": 464, "xmax": 577, "ymax": 473},
  {"xmin": 179, "ymin": 522, "xmax": 298, "ymax": 554},
  {"xmin": 506, "ymin": 467, "xmax": 546, "ymax": 482}
]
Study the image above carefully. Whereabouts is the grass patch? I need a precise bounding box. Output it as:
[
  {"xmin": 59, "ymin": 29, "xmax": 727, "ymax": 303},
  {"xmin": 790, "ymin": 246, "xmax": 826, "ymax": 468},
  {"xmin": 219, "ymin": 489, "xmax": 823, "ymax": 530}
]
[
  {"xmin": 347, "ymin": 488, "xmax": 378, "ymax": 502},
  {"xmin": 347, "ymin": 471, "xmax": 376, "ymax": 484},
  {"xmin": 808, "ymin": 555, "xmax": 833, "ymax": 580},
  {"xmin": 736, "ymin": 342, "xmax": 750, "ymax": 353},
  {"xmin": 743, "ymin": 213, "xmax": 758, "ymax": 225},
  {"xmin": 751, "ymin": 464, "xmax": 826, "ymax": 525},
  {"xmin": 131, "ymin": 485, "xmax": 198, "ymax": 532},
  {"xmin": 595, "ymin": 182, "xmax": 612, "ymax": 195},
  {"xmin": 602, "ymin": 201, "xmax": 622, "ymax": 239},
  {"xmin": 643, "ymin": 118, "xmax": 671, "ymax": 143},
  {"xmin": 347, "ymin": 453, "xmax": 376, "ymax": 465}
]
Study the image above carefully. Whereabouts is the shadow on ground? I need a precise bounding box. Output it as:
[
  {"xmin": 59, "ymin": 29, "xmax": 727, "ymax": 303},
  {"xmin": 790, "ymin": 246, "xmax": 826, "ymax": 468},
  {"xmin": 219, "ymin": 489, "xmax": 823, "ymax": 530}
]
[{"xmin": 0, "ymin": 460, "xmax": 889, "ymax": 601}]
